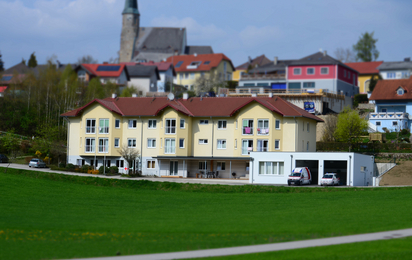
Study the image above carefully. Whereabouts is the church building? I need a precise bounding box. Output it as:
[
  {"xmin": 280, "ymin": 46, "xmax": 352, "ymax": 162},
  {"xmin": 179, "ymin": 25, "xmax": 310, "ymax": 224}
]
[{"xmin": 119, "ymin": 0, "xmax": 213, "ymax": 63}]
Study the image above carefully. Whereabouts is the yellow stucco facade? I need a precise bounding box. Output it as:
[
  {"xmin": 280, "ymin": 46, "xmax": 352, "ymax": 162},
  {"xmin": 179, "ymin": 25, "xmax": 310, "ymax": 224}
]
[{"xmin": 358, "ymin": 74, "xmax": 378, "ymax": 94}]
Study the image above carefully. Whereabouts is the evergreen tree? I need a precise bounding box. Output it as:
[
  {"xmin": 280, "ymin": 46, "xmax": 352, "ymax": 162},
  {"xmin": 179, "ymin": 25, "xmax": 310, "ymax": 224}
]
[
  {"xmin": 28, "ymin": 52, "xmax": 38, "ymax": 68},
  {"xmin": 368, "ymin": 74, "xmax": 382, "ymax": 93},
  {"xmin": 0, "ymin": 51, "xmax": 4, "ymax": 72},
  {"xmin": 353, "ymin": 32, "xmax": 379, "ymax": 62}
]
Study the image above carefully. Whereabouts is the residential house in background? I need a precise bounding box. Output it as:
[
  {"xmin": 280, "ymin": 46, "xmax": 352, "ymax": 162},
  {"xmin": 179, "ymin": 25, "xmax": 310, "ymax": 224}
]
[
  {"xmin": 233, "ymin": 55, "xmax": 272, "ymax": 81},
  {"xmin": 345, "ymin": 61, "xmax": 383, "ymax": 95},
  {"xmin": 74, "ymin": 64, "xmax": 130, "ymax": 89},
  {"xmin": 61, "ymin": 95, "xmax": 322, "ymax": 178},
  {"xmin": 369, "ymin": 77, "xmax": 412, "ymax": 132},
  {"xmin": 126, "ymin": 64, "xmax": 160, "ymax": 96},
  {"xmin": 139, "ymin": 61, "xmax": 176, "ymax": 92},
  {"xmin": 377, "ymin": 58, "xmax": 412, "ymax": 80},
  {"xmin": 167, "ymin": 53, "xmax": 235, "ymax": 91}
]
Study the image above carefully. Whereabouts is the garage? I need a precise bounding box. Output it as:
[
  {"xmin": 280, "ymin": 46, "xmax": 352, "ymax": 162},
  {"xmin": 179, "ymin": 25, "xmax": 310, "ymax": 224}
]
[{"xmin": 250, "ymin": 152, "xmax": 374, "ymax": 187}]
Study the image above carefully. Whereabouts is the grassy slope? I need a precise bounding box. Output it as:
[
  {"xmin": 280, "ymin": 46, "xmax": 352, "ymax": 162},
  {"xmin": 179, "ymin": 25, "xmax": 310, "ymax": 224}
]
[{"xmin": 1, "ymin": 168, "xmax": 412, "ymax": 260}]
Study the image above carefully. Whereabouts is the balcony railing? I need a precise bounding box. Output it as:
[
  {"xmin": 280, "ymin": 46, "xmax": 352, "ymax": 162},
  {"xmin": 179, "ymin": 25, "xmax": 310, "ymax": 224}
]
[
  {"xmin": 99, "ymin": 145, "xmax": 109, "ymax": 153},
  {"xmin": 165, "ymin": 127, "xmax": 176, "ymax": 134},
  {"xmin": 241, "ymin": 74, "xmax": 286, "ymax": 80},
  {"xmin": 99, "ymin": 127, "xmax": 109, "ymax": 134},
  {"xmin": 86, "ymin": 127, "xmax": 95, "ymax": 134},
  {"xmin": 257, "ymin": 128, "xmax": 269, "ymax": 135},
  {"xmin": 242, "ymin": 127, "xmax": 254, "ymax": 135},
  {"xmin": 369, "ymin": 112, "xmax": 409, "ymax": 120},
  {"xmin": 242, "ymin": 147, "xmax": 253, "ymax": 155},
  {"xmin": 85, "ymin": 145, "xmax": 95, "ymax": 153},
  {"xmin": 256, "ymin": 147, "xmax": 268, "ymax": 152}
]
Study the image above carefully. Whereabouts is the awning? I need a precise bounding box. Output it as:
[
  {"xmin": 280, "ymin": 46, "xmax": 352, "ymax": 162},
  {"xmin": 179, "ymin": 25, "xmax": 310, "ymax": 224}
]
[{"xmin": 153, "ymin": 156, "xmax": 252, "ymax": 161}]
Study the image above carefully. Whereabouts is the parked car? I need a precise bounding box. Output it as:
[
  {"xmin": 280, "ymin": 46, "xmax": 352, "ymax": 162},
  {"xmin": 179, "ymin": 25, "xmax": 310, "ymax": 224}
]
[
  {"xmin": 0, "ymin": 154, "xmax": 9, "ymax": 163},
  {"xmin": 321, "ymin": 173, "xmax": 340, "ymax": 186},
  {"xmin": 29, "ymin": 158, "xmax": 47, "ymax": 168},
  {"xmin": 288, "ymin": 167, "xmax": 312, "ymax": 186}
]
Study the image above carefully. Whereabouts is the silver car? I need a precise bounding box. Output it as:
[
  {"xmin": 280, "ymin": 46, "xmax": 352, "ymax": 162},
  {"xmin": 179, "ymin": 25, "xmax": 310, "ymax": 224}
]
[{"xmin": 29, "ymin": 158, "xmax": 47, "ymax": 168}]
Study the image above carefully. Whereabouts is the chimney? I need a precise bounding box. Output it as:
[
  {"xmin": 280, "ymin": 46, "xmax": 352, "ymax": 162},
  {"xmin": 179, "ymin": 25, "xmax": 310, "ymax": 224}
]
[
  {"xmin": 112, "ymin": 93, "xmax": 117, "ymax": 99},
  {"xmin": 194, "ymin": 53, "xmax": 197, "ymax": 57},
  {"xmin": 132, "ymin": 93, "xmax": 138, "ymax": 98},
  {"xmin": 274, "ymin": 57, "xmax": 278, "ymax": 65},
  {"xmin": 323, "ymin": 51, "xmax": 327, "ymax": 57},
  {"xmin": 405, "ymin": 57, "xmax": 411, "ymax": 62},
  {"xmin": 268, "ymin": 93, "xmax": 273, "ymax": 98},
  {"xmin": 183, "ymin": 93, "xmax": 189, "ymax": 100}
]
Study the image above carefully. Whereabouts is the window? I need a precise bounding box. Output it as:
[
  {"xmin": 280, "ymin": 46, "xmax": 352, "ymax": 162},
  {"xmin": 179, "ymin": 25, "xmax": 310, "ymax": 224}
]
[
  {"xmin": 217, "ymin": 139, "xmax": 226, "ymax": 149},
  {"xmin": 147, "ymin": 138, "xmax": 156, "ymax": 148},
  {"xmin": 321, "ymin": 67, "xmax": 329, "ymax": 74},
  {"xmin": 257, "ymin": 140, "xmax": 268, "ymax": 152},
  {"xmin": 200, "ymin": 120, "xmax": 209, "ymax": 125},
  {"xmin": 99, "ymin": 138, "xmax": 109, "ymax": 153},
  {"xmin": 128, "ymin": 138, "xmax": 136, "ymax": 148},
  {"xmin": 85, "ymin": 138, "xmax": 95, "ymax": 153},
  {"xmin": 387, "ymin": 72, "xmax": 396, "ymax": 79},
  {"xmin": 307, "ymin": 123, "xmax": 310, "ymax": 132},
  {"xmin": 381, "ymin": 108, "xmax": 387, "ymax": 113},
  {"xmin": 244, "ymin": 83, "xmax": 255, "ymax": 87},
  {"xmin": 303, "ymin": 82, "xmax": 315, "ymax": 88},
  {"xmin": 147, "ymin": 160, "xmax": 156, "ymax": 169},
  {"xmin": 217, "ymin": 162, "xmax": 226, "ymax": 171},
  {"xmin": 115, "ymin": 119, "xmax": 120, "ymax": 129},
  {"xmin": 199, "ymin": 139, "xmax": 208, "ymax": 144},
  {"xmin": 397, "ymin": 88, "xmax": 404, "ymax": 95},
  {"xmin": 275, "ymin": 140, "xmax": 280, "ymax": 150},
  {"xmin": 288, "ymin": 82, "xmax": 301, "ymax": 90},
  {"xmin": 307, "ymin": 68, "xmax": 315, "ymax": 75},
  {"xmin": 185, "ymin": 73, "xmax": 189, "ymax": 79},
  {"xmin": 259, "ymin": 161, "xmax": 284, "ymax": 175},
  {"xmin": 242, "ymin": 140, "xmax": 253, "ymax": 154},
  {"xmin": 293, "ymin": 68, "xmax": 301, "ymax": 75},
  {"xmin": 148, "ymin": 120, "xmax": 157, "ymax": 129},
  {"xmin": 78, "ymin": 70, "xmax": 86, "ymax": 82},
  {"xmin": 128, "ymin": 119, "xmax": 137, "ymax": 129},
  {"xmin": 348, "ymin": 72, "xmax": 351, "ymax": 79},
  {"xmin": 200, "ymin": 72, "xmax": 205, "ymax": 77},
  {"xmin": 86, "ymin": 119, "xmax": 96, "ymax": 134},
  {"xmin": 275, "ymin": 119, "xmax": 281, "ymax": 130},
  {"xmin": 116, "ymin": 160, "xmax": 124, "ymax": 168},
  {"xmin": 99, "ymin": 119, "xmax": 109, "ymax": 134},
  {"xmin": 218, "ymin": 120, "xmax": 227, "ymax": 129},
  {"xmin": 303, "ymin": 122, "xmax": 305, "ymax": 131},
  {"xmin": 175, "ymin": 61, "xmax": 183, "ymax": 68},
  {"xmin": 376, "ymin": 121, "xmax": 381, "ymax": 126},
  {"xmin": 165, "ymin": 119, "xmax": 176, "ymax": 134},
  {"xmin": 180, "ymin": 119, "xmax": 185, "ymax": 128},
  {"xmin": 307, "ymin": 141, "xmax": 310, "ymax": 151},
  {"xmin": 393, "ymin": 121, "xmax": 398, "ymax": 126},
  {"xmin": 257, "ymin": 119, "xmax": 269, "ymax": 135},
  {"xmin": 190, "ymin": 73, "xmax": 195, "ymax": 79},
  {"xmin": 190, "ymin": 61, "xmax": 202, "ymax": 66},
  {"xmin": 114, "ymin": 138, "xmax": 120, "ymax": 148},
  {"xmin": 199, "ymin": 162, "xmax": 207, "ymax": 170},
  {"xmin": 224, "ymin": 62, "xmax": 227, "ymax": 73},
  {"xmin": 242, "ymin": 119, "xmax": 254, "ymax": 135},
  {"xmin": 204, "ymin": 61, "xmax": 210, "ymax": 65},
  {"xmin": 344, "ymin": 70, "xmax": 347, "ymax": 77},
  {"xmin": 179, "ymin": 138, "xmax": 185, "ymax": 148},
  {"xmin": 165, "ymin": 138, "xmax": 175, "ymax": 154}
]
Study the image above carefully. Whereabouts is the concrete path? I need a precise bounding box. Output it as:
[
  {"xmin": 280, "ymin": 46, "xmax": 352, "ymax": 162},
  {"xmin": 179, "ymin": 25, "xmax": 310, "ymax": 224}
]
[{"xmin": 64, "ymin": 228, "xmax": 412, "ymax": 260}]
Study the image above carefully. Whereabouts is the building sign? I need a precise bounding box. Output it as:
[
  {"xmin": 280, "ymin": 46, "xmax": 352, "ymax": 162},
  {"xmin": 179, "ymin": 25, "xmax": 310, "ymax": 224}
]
[{"xmin": 304, "ymin": 102, "xmax": 315, "ymax": 113}]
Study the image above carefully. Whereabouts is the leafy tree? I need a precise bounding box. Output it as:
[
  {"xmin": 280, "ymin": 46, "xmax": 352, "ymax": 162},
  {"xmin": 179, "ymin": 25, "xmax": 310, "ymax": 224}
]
[
  {"xmin": 0, "ymin": 51, "xmax": 4, "ymax": 72},
  {"xmin": 84, "ymin": 78, "xmax": 105, "ymax": 102},
  {"xmin": 77, "ymin": 55, "xmax": 98, "ymax": 64},
  {"xmin": 194, "ymin": 71, "xmax": 226, "ymax": 96},
  {"xmin": 353, "ymin": 32, "xmax": 379, "ymax": 62},
  {"xmin": 321, "ymin": 115, "xmax": 338, "ymax": 142},
  {"xmin": 28, "ymin": 52, "xmax": 38, "ymax": 68},
  {"xmin": 334, "ymin": 107, "xmax": 368, "ymax": 151},
  {"xmin": 368, "ymin": 74, "xmax": 382, "ymax": 93},
  {"xmin": 118, "ymin": 144, "xmax": 140, "ymax": 175},
  {"xmin": 120, "ymin": 86, "xmax": 136, "ymax": 97},
  {"xmin": 334, "ymin": 48, "xmax": 356, "ymax": 62},
  {"xmin": 1, "ymin": 130, "xmax": 21, "ymax": 159}
]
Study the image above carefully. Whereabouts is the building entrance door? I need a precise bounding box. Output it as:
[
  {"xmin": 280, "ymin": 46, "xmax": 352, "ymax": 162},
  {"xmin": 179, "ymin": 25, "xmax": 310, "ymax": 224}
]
[{"xmin": 170, "ymin": 161, "xmax": 178, "ymax": 176}]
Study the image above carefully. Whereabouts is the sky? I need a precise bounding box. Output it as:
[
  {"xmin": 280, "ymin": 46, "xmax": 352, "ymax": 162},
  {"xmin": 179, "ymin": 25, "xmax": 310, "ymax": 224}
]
[{"xmin": 1, "ymin": 0, "xmax": 412, "ymax": 69}]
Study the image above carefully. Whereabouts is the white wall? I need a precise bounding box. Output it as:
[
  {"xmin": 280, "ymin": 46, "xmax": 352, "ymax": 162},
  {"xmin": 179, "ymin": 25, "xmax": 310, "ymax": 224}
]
[{"xmin": 128, "ymin": 78, "xmax": 150, "ymax": 95}]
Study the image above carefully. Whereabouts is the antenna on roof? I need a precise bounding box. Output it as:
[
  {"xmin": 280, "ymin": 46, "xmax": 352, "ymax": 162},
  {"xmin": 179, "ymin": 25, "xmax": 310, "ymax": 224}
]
[{"xmin": 167, "ymin": 93, "xmax": 175, "ymax": 101}]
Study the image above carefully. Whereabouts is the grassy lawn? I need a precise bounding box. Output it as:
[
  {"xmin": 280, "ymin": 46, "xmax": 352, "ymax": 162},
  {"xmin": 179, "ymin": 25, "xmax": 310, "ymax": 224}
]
[
  {"xmin": 1, "ymin": 168, "xmax": 412, "ymax": 260},
  {"xmin": 195, "ymin": 237, "xmax": 412, "ymax": 259}
]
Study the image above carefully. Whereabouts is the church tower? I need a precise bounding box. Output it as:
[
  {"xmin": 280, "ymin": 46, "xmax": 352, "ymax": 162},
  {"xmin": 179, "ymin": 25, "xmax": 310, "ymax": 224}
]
[{"xmin": 119, "ymin": 0, "xmax": 140, "ymax": 63}]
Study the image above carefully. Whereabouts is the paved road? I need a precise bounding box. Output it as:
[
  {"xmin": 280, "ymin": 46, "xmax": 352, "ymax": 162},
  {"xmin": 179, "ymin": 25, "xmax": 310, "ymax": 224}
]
[{"xmin": 62, "ymin": 228, "xmax": 412, "ymax": 260}]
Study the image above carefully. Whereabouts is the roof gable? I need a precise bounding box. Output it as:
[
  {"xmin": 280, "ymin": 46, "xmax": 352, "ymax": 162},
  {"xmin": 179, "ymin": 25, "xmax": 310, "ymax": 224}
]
[
  {"xmin": 78, "ymin": 64, "xmax": 127, "ymax": 78},
  {"xmin": 166, "ymin": 53, "xmax": 235, "ymax": 72},
  {"xmin": 345, "ymin": 61, "xmax": 383, "ymax": 74},
  {"xmin": 370, "ymin": 78, "xmax": 412, "ymax": 101}
]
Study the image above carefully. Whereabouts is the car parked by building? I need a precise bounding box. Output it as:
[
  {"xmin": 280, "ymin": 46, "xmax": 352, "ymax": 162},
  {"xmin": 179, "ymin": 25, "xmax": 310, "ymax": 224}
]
[
  {"xmin": 29, "ymin": 158, "xmax": 47, "ymax": 168},
  {"xmin": 0, "ymin": 154, "xmax": 9, "ymax": 163},
  {"xmin": 321, "ymin": 173, "xmax": 340, "ymax": 186},
  {"xmin": 288, "ymin": 167, "xmax": 312, "ymax": 186}
]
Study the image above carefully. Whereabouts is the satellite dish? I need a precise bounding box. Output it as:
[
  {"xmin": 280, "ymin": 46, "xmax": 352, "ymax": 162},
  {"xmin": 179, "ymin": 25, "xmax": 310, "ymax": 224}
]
[{"xmin": 168, "ymin": 93, "xmax": 175, "ymax": 101}]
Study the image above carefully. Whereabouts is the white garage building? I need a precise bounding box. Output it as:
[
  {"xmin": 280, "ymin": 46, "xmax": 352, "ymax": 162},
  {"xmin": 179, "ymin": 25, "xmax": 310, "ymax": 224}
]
[{"xmin": 250, "ymin": 152, "xmax": 375, "ymax": 187}]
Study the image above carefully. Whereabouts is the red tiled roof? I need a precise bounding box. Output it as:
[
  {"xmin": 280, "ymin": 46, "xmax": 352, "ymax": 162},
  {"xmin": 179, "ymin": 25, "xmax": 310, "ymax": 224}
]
[
  {"xmin": 121, "ymin": 61, "xmax": 174, "ymax": 72},
  {"xmin": 81, "ymin": 64, "xmax": 126, "ymax": 78},
  {"xmin": 0, "ymin": 86, "xmax": 7, "ymax": 93},
  {"xmin": 166, "ymin": 53, "xmax": 235, "ymax": 72},
  {"xmin": 345, "ymin": 61, "xmax": 383, "ymax": 75},
  {"xmin": 369, "ymin": 78, "xmax": 412, "ymax": 101},
  {"xmin": 235, "ymin": 55, "xmax": 272, "ymax": 70},
  {"xmin": 61, "ymin": 96, "xmax": 323, "ymax": 122}
]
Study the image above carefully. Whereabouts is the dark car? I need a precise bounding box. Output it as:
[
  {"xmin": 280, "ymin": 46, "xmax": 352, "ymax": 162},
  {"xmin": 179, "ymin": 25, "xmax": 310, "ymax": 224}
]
[{"xmin": 0, "ymin": 154, "xmax": 9, "ymax": 163}]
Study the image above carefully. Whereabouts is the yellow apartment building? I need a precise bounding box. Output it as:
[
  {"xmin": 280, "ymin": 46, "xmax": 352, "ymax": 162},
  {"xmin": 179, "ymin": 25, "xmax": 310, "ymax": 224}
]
[{"xmin": 61, "ymin": 95, "xmax": 323, "ymax": 178}]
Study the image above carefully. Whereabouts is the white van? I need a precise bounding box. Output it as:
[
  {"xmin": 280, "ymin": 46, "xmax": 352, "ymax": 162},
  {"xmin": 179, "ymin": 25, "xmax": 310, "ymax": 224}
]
[{"xmin": 288, "ymin": 167, "xmax": 312, "ymax": 186}]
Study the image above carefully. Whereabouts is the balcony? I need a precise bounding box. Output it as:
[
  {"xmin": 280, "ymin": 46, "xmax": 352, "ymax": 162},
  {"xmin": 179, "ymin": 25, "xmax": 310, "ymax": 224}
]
[
  {"xmin": 242, "ymin": 127, "xmax": 254, "ymax": 135},
  {"xmin": 241, "ymin": 74, "xmax": 286, "ymax": 80},
  {"xmin": 369, "ymin": 112, "xmax": 409, "ymax": 120},
  {"xmin": 257, "ymin": 128, "xmax": 269, "ymax": 135}
]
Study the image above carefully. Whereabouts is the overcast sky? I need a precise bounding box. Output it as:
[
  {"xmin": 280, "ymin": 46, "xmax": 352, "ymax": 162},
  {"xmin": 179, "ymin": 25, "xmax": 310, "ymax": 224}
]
[{"xmin": 1, "ymin": 0, "xmax": 411, "ymax": 69}]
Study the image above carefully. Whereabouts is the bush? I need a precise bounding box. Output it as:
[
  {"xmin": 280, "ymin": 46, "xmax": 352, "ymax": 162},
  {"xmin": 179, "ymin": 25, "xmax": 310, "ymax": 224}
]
[
  {"xmin": 401, "ymin": 129, "xmax": 410, "ymax": 136},
  {"xmin": 98, "ymin": 166, "xmax": 110, "ymax": 175},
  {"xmin": 66, "ymin": 163, "xmax": 76, "ymax": 171},
  {"xmin": 59, "ymin": 162, "xmax": 66, "ymax": 168},
  {"xmin": 81, "ymin": 165, "xmax": 91, "ymax": 173},
  {"xmin": 25, "ymin": 156, "xmax": 34, "ymax": 164},
  {"xmin": 353, "ymin": 94, "xmax": 368, "ymax": 108},
  {"xmin": 109, "ymin": 166, "xmax": 119, "ymax": 175}
]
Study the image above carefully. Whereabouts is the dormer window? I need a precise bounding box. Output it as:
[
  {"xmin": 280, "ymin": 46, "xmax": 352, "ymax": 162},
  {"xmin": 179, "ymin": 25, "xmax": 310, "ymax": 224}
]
[{"xmin": 397, "ymin": 87, "xmax": 405, "ymax": 95}]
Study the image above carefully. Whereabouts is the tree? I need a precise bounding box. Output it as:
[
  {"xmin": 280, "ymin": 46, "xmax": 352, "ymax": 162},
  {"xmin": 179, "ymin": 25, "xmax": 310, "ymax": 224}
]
[
  {"xmin": 84, "ymin": 78, "xmax": 105, "ymax": 102},
  {"xmin": 194, "ymin": 71, "xmax": 226, "ymax": 96},
  {"xmin": 0, "ymin": 51, "xmax": 4, "ymax": 72},
  {"xmin": 77, "ymin": 55, "xmax": 98, "ymax": 64},
  {"xmin": 28, "ymin": 52, "xmax": 38, "ymax": 68},
  {"xmin": 118, "ymin": 144, "xmax": 140, "ymax": 175},
  {"xmin": 368, "ymin": 74, "xmax": 382, "ymax": 93},
  {"xmin": 1, "ymin": 130, "xmax": 21, "ymax": 159},
  {"xmin": 120, "ymin": 86, "xmax": 136, "ymax": 97},
  {"xmin": 334, "ymin": 48, "xmax": 356, "ymax": 63},
  {"xmin": 334, "ymin": 107, "xmax": 368, "ymax": 151},
  {"xmin": 321, "ymin": 115, "xmax": 338, "ymax": 142},
  {"xmin": 353, "ymin": 32, "xmax": 379, "ymax": 62}
]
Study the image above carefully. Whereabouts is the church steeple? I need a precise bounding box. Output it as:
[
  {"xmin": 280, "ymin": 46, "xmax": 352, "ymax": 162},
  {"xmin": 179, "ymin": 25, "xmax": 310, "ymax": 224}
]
[{"xmin": 122, "ymin": 0, "xmax": 139, "ymax": 15}]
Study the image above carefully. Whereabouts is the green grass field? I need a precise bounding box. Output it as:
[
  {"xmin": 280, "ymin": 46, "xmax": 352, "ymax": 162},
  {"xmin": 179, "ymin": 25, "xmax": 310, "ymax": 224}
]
[{"xmin": 1, "ymin": 167, "xmax": 412, "ymax": 260}]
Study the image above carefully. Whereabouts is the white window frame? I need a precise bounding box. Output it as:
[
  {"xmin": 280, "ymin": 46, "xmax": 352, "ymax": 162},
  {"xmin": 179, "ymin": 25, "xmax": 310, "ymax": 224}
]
[
  {"xmin": 86, "ymin": 119, "xmax": 96, "ymax": 134},
  {"xmin": 258, "ymin": 161, "xmax": 284, "ymax": 175},
  {"xmin": 217, "ymin": 139, "xmax": 227, "ymax": 149},
  {"xmin": 148, "ymin": 119, "xmax": 157, "ymax": 129},
  {"xmin": 307, "ymin": 68, "xmax": 315, "ymax": 75},
  {"xmin": 242, "ymin": 139, "xmax": 253, "ymax": 155},
  {"xmin": 376, "ymin": 121, "xmax": 381, "ymax": 126},
  {"xmin": 114, "ymin": 138, "xmax": 120, "ymax": 148},
  {"xmin": 275, "ymin": 140, "xmax": 280, "ymax": 150},
  {"xmin": 199, "ymin": 162, "xmax": 207, "ymax": 170},
  {"xmin": 99, "ymin": 119, "xmax": 109, "ymax": 134},
  {"xmin": 85, "ymin": 138, "xmax": 95, "ymax": 153},
  {"xmin": 200, "ymin": 119, "xmax": 209, "ymax": 125},
  {"xmin": 218, "ymin": 120, "xmax": 227, "ymax": 130},
  {"xmin": 165, "ymin": 119, "xmax": 176, "ymax": 134},
  {"xmin": 115, "ymin": 119, "xmax": 120, "ymax": 129},
  {"xmin": 242, "ymin": 119, "xmax": 254, "ymax": 135},
  {"xmin": 190, "ymin": 73, "xmax": 195, "ymax": 79},
  {"xmin": 128, "ymin": 138, "xmax": 137, "ymax": 148},
  {"xmin": 199, "ymin": 139, "xmax": 208, "ymax": 145},
  {"xmin": 180, "ymin": 119, "xmax": 185, "ymax": 129},
  {"xmin": 128, "ymin": 119, "xmax": 137, "ymax": 129},
  {"xmin": 257, "ymin": 119, "xmax": 269, "ymax": 135},
  {"xmin": 98, "ymin": 138, "xmax": 109, "ymax": 153},
  {"xmin": 275, "ymin": 119, "xmax": 281, "ymax": 130},
  {"xmin": 293, "ymin": 68, "xmax": 301, "ymax": 75},
  {"xmin": 179, "ymin": 138, "xmax": 185, "ymax": 148},
  {"xmin": 147, "ymin": 138, "xmax": 156, "ymax": 148},
  {"xmin": 392, "ymin": 121, "xmax": 398, "ymax": 126},
  {"xmin": 217, "ymin": 162, "xmax": 226, "ymax": 171},
  {"xmin": 397, "ymin": 88, "xmax": 404, "ymax": 95},
  {"xmin": 257, "ymin": 139, "xmax": 268, "ymax": 152},
  {"xmin": 165, "ymin": 138, "xmax": 176, "ymax": 154},
  {"xmin": 320, "ymin": 67, "xmax": 329, "ymax": 74}
]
